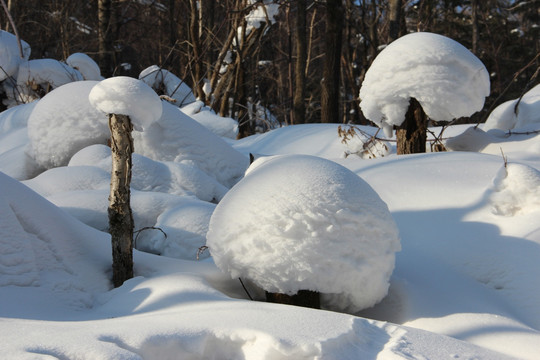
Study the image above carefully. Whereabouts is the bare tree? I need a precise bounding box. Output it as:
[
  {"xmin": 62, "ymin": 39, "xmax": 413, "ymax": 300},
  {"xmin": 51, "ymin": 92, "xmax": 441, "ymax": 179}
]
[{"xmin": 320, "ymin": 0, "xmax": 343, "ymax": 123}]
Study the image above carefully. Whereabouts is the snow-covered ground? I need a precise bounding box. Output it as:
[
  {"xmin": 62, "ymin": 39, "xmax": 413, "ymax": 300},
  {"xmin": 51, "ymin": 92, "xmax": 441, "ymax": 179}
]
[{"xmin": 1, "ymin": 78, "xmax": 540, "ymax": 358}]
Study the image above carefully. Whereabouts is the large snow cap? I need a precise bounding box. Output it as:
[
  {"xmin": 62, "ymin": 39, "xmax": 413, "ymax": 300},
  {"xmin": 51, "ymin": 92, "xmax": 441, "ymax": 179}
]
[
  {"xmin": 27, "ymin": 81, "xmax": 109, "ymax": 169},
  {"xmin": 0, "ymin": 30, "xmax": 31, "ymax": 81},
  {"xmin": 89, "ymin": 76, "xmax": 162, "ymax": 131},
  {"xmin": 360, "ymin": 32, "xmax": 490, "ymax": 136},
  {"xmin": 207, "ymin": 154, "xmax": 401, "ymax": 312}
]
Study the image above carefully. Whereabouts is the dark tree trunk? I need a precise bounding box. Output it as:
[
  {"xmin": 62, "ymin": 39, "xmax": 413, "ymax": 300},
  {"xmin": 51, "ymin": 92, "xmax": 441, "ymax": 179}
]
[
  {"xmin": 108, "ymin": 113, "xmax": 134, "ymax": 288},
  {"xmin": 98, "ymin": 0, "xmax": 114, "ymax": 77},
  {"xmin": 293, "ymin": 0, "xmax": 307, "ymax": 124},
  {"xmin": 396, "ymin": 98, "xmax": 427, "ymax": 155},
  {"xmin": 388, "ymin": 0, "xmax": 402, "ymax": 43},
  {"xmin": 320, "ymin": 0, "xmax": 343, "ymax": 123},
  {"xmin": 266, "ymin": 290, "xmax": 320, "ymax": 309}
]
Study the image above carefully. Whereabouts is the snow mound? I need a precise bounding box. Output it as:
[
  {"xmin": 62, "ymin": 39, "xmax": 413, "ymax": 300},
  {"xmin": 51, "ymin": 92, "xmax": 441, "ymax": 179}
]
[
  {"xmin": 133, "ymin": 101, "xmax": 248, "ymax": 188},
  {"xmin": 490, "ymin": 163, "xmax": 540, "ymax": 216},
  {"xmin": 89, "ymin": 76, "xmax": 163, "ymax": 131},
  {"xmin": 484, "ymin": 84, "xmax": 540, "ymax": 131},
  {"xmin": 207, "ymin": 154, "xmax": 400, "ymax": 312},
  {"xmin": 181, "ymin": 100, "xmax": 239, "ymax": 139},
  {"xmin": 360, "ymin": 32, "xmax": 490, "ymax": 136},
  {"xmin": 66, "ymin": 53, "xmax": 103, "ymax": 81},
  {"xmin": 0, "ymin": 30, "xmax": 31, "ymax": 81},
  {"xmin": 69, "ymin": 144, "xmax": 228, "ymax": 202},
  {"xmin": 139, "ymin": 65, "xmax": 196, "ymax": 106},
  {"xmin": 27, "ymin": 81, "xmax": 109, "ymax": 169},
  {"xmin": 16, "ymin": 59, "xmax": 83, "ymax": 102},
  {"xmin": 0, "ymin": 171, "xmax": 110, "ymax": 308},
  {"xmin": 135, "ymin": 197, "xmax": 215, "ymax": 260},
  {"xmin": 444, "ymin": 126, "xmax": 496, "ymax": 152}
]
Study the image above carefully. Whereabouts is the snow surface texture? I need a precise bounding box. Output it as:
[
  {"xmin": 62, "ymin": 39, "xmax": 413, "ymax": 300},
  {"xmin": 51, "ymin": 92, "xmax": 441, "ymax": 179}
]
[
  {"xmin": 89, "ymin": 76, "xmax": 163, "ymax": 131},
  {"xmin": 207, "ymin": 154, "xmax": 401, "ymax": 312},
  {"xmin": 2, "ymin": 115, "xmax": 540, "ymax": 358},
  {"xmin": 360, "ymin": 32, "xmax": 490, "ymax": 136},
  {"xmin": 139, "ymin": 65, "xmax": 196, "ymax": 106},
  {"xmin": 133, "ymin": 101, "xmax": 248, "ymax": 188},
  {"xmin": 26, "ymin": 80, "xmax": 109, "ymax": 169},
  {"xmin": 66, "ymin": 53, "xmax": 103, "ymax": 81},
  {"xmin": 483, "ymin": 84, "xmax": 540, "ymax": 131},
  {"xmin": 0, "ymin": 30, "xmax": 31, "ymax": 81}
]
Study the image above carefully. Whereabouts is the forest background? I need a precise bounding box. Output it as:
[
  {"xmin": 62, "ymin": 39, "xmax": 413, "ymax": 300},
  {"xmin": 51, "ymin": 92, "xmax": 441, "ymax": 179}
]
[{"xmin": 1, "ymin": 0, "xmax": 539, "ymax": 138}]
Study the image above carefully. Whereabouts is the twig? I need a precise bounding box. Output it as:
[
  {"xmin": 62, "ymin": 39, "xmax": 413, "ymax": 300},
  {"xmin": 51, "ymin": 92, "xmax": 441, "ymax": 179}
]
[
  {"xmin": 500, "ymin": 147, "xmax": 508, "ymax": 168},
  {"xmin": 239, "ymin": 277, "xmax": 254, "ymax": 300}
]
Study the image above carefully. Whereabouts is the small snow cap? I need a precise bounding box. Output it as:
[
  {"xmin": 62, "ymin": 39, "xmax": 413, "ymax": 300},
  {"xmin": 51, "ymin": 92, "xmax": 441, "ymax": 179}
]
[
  {"xmin": 360, "ymin": 32, "xmax": 490, "ymax": 137},
  {"xmin": 89, "ymin": 76, "xmax": 162, "ymax": 131}
]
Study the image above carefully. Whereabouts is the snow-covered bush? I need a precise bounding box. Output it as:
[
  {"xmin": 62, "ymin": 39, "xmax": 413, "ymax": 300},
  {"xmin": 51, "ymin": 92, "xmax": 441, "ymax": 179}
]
[
  {"xmin": 26, "ymin": 80, "xmax": 109, "ymax": 169},
  {"xmin": 483, "ymin": 84, "xmax": 540, "ymax": 131},
  {"xmin": 360, "ymin": 32, "xmax": 490, "ymax": 137},
  {"xmin": 66, "ymin": 53, "xmax": 103, "ymax": 81},
  {"xmin": 139, "ymin": 65, "xmax": 196, "ymax": 106},
  {"xmin": 207, "ymin": 154, "xmax": 400, "ymax": 312},
  {"xmin": 132, "ymin": 101, "xmax": 249, "ymax": 188},
  {"xmin": 16, "ymin": 59, "xmax": 83, "ymax": 103},
  {"xmin": 0, "ymin": 30, "xmax": 31, "ymax": 82}
]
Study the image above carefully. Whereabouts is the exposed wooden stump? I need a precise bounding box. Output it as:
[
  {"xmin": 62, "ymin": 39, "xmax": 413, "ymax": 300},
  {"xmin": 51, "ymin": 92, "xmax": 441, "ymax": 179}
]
[
  {"xmin": 266, "ymin": 290, "xmax": 320, "ymax": 309},
  {"xmin": 396, "ymin": 97, "xmax": 428, "ymax": 155},
  {"xmin": 108, "ymin": 113, "xmax": 134, "ymax": 288}
]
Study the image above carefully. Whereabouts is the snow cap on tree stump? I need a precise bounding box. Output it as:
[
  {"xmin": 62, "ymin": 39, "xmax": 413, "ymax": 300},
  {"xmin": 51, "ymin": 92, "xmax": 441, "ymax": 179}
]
[
  {"xmin": 360, "ymin": 32, "xmax": 490, "ymax": 137},
  {"xmin": 89, "ymin": 76, "xmax": 162, "ymax": 131},
  {"xmin": 207, "ymin": 154, "xmax": 401, "ymax": 312}
]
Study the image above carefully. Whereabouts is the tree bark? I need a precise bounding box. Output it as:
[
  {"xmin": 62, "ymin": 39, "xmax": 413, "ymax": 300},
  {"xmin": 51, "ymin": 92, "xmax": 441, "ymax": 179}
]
[
  {"xmin": 293, "ymin": 0, "xmax": 307, "ymax": 124},
  {"xmin": 320, "ymin": 0, "xmax": 343, "ymax": 123},
  {"xmin": 396, "ymin": 98, "xmax": 427, "ymax": 155},
  {"xmin": 108, "ymin": 113, "xmax": 134, "ymax": 288},
  {"xmin": 266, "ymin": 290, "xmax": 320, "ymax": 309}
]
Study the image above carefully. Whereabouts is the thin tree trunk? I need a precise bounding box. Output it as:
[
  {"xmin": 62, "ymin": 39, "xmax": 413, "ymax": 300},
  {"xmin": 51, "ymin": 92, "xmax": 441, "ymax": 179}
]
[
  {"xmin": 388, "ymin": 0, "xmax": 402, "ymax": 43},
  {"xmin": 471, "ymin": 0, "xmax": 479, "ymax": 55},
  {"xmin": 293, "ymin": 0, "xmax": 307, "ymax": 124},
  {"xmin": 98, "ymin": 0, "xmax": 114, "ymax": 77},
  {"xmin": 396, "ymin": 98, "xmax": 427, "ymax": 155},
  {"xmin": 266, "ymin": 290, "xmax": 320, "ymax": 309},
  {"xmin": 320, "ymin": 0, "xmax": 343, "ymax": 123},
  {"xmin": 189, "ymin": 0, "xmax": 205, "ymax": 101},
  {"xmin": 108, "ymin": 113, "xmax": 134, "ymax": 288}
]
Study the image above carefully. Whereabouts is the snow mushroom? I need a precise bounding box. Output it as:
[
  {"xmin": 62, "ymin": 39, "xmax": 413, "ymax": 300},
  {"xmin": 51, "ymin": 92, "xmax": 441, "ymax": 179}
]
[
  {"xmin": 360, "ymin": 32, "xmax": 490, "ymax": 137},
  {"xmin": 89, "ymin": 76, "xmax": 162, "ymax": 131},
  {"xmin": 207, "ymin": 154, "xmax": 401, "ymax": 312}
]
